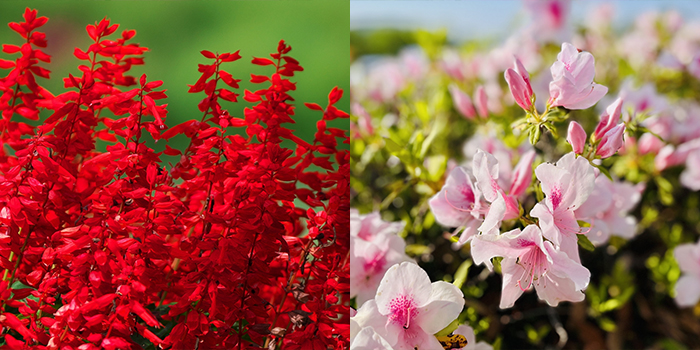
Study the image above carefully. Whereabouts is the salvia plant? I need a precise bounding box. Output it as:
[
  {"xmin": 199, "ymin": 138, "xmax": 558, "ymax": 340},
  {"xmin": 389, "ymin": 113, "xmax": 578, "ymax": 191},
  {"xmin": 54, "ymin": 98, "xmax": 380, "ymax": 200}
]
[
  {"xmin": 0, "ymin": 9, "xmax": 350, "ymax": 350},
  {"xmin": 350, "ymin": 1, "xmax": 700, "ymax": 349}
]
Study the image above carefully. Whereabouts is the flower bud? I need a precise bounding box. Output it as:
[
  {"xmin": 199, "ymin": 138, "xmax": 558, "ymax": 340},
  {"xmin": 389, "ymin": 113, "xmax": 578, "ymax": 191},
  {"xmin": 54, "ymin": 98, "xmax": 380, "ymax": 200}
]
[
  {"xmin": 593, "ymin": 97, "xmax": 623, "ymax": 141},
  {"xmin": 567, "ymin": 121, "xmax": 587, "ymax": 154},
  {"xmin": 504, "ymin": 68, "xmax": 533, "ymax": 111},
  {"xmin": 513, "ymin": 57, "xmax": 533, "ymax": 96},
  {"xmin": 596, "ymin": 123, "xmax": 625, "ymax": 158},
  {"xmin": 474, "ymin": 85, "xmax": 489, "ymax": 118},
  {"xmin": 448, "ymin": 84, "xmax": 476, "ymax": 119}
]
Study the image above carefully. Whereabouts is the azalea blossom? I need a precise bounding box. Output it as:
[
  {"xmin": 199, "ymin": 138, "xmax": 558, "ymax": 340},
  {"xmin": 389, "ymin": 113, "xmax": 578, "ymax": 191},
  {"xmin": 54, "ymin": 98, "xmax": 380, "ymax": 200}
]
[
  {"xmin": 471, "ymin": 225, "xmax": 590, "ymax": 308},
  {"xmin": 575, "ymin": 176, "xmax": 643, "ymax": 245},
  {"xmin": 567, "ymin": 121, "xmax": 586, "ymax": 154},
  {"xmin": 596, "ymin": 123, "xmax": 626, "ymax": 158},
  {"xmin": 350, "ymin": 327, "xmax": 394, "ymax": 350},
  {"xmin": 549, "ymin": 42, "xmax": 608, "ymax": 110},
  {"xmin": 504, "ymin": 57, "xmax": 534, "ymax": 111},
  {"xmin": 367, "ymin": 262, "xmax": 465, "ymax": 350},
  {"xmin": 472, "ymin": 149, "xmax": 534, "ymax": 235},
  {"xmin": 450, "ymin": 84, "xmax": 477, "ymax": 120},
  {"xmin": 351, "ymin": 210, "xmax": 412, "ymax": 304},
  {"xmin": 592, "ymin": 97, "xmax": 623, "ymax": 141},
  {"xmin": 673, "ymin": 238, "xmax": 700, "ymax": 307},
  {"xmin": 453, "ymin": 324, "xmax": 493, "ymax": 350},
  {"xmin": 524, "ymin": 0, "xmax": 572, "ymax": 42},
  {"xmin": 428, "ymin": 166, "xmax": 484, "ymax": 243},
  {"xmin": 351, "ymin": 209, "xmax": 406, "ymax": 241},
  {"xmin": 530, "ymin": 152, "xmax": 596, "ymax": 262},
  {"xmin": 681, "ymin": 149, "xmax": 700, "ymax": 190}
]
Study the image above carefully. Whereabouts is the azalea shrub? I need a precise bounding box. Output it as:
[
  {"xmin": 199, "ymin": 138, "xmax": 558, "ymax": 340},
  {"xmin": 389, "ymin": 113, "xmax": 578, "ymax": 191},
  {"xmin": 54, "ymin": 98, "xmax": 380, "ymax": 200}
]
[
  {"xmin": 351, "ymin": 1, "xmax": 700, "ymax": 349},
  {"xmin": 0, "ymin": 9, "xmax": 350, "ymax": 350}
]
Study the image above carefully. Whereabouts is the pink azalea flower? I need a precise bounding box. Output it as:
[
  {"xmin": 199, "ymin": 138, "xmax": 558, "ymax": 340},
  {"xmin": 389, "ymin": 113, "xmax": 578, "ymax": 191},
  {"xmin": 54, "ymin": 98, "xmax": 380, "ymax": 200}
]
[
  {"xmin": 351, "ymin": 299, "xmax": 386, "ymax": 339},
  {"xmin": 474, "ymin": 85, "xmax": 489, "ymax": 119},
  {"xmin": 596, "ymin": 123, "xmax": 626, "ymax": 158},
  {"xmin": 567, "ymin": 121, "xmax": 586, "ymax": 155},
  {"xmin": 473, "ymin": 150, "xmax": 528, "ymax": 235},
  {"xmin": 351, "ymin": 210, "xmax": 412, "ymax": 304},
  {"xmin": 549, "ymin": 42, "xmax": 608, "ymax": 110},
  {"xmin": 615, "ymin": 79, "xmax": 669, "ymax": 116},
  {"xmin": 504, "ymin": 57, "xmax": 534, "ymax": 111},
  {"xmin": 351, "ymin": 102, "xmax": 374, "ymax": 136},
  {"xmin": 524, "ymin": 0, "xmax": 572, "ymax": 42},
  {"xmin": 449, "ymin": 84, "xmax": 477, "ymax": 120},
  {"xmin": 681, "ymin": 149, "xmax": 700, "ymax": 190},
  {"xmin": 351, "ymin": 209, "xmax": 406, "ymax": 241},
  {"xmin": 530, "ymin": 152, "xmax": 596, "ymax": 262},
  {"xmin": 673, "ymin": 238, "xmax": 700, "ymax": 307},
  {"xmin": 453, "ymin": 324, "xmax": 493, "ymax": 350},
  {"xmin": 350, "ymin": 327, "xmax": 394, "ymax": 350},
  {"xmin": 592, "ymin": 97, "xmax": 623, "ymax": 141},
  {"xmin": 637, "ymin": 133, "xmax": 665, "ymax": 155},
  {"xmin": 575, "ymin": 176, "xmax": 643, "ymax": 245},
  {"xmin": 373, "ymin": 262, "xmax": 465, "ymax": 350},
  {"xmin": 509, "ymin": 150, "xmax": 537, "ymax": 199},
  {"xmin": 655, "ymin": 138, "xmax": 700, "ymax": 171},
  {"xmin": 428, "ymin": 166, "xmax": 484, "ymax": 244},
  {"xmin": 471, "ymin": 225, "xmax": 590, "ymax": 308}
]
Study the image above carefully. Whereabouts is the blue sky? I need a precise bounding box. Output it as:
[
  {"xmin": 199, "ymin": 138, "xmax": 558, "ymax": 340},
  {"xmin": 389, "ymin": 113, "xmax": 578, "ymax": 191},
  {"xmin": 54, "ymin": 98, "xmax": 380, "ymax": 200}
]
[{"xmin": 351, "ymin": 1, "xmax": 700, "ymax": 41}]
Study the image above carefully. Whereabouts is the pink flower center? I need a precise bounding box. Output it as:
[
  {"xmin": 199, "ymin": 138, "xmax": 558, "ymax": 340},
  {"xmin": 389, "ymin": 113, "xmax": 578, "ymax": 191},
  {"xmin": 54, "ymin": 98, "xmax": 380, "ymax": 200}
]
[
  {"xmin": 459, "ymin": 184, "xmax": 475, "ymax": 204},
  {"xmin": 549, "ymin": 1, "xmax": 563, "ymax": 28},
  {"xmin": 389, "ymin": 294, "xmax": 418, "ymax": 329},
  {"xmin": 517, "ymin": 246, "xmax": 549, "ymax": 291},
  {"xmin": 550, "ymin": 186, "xmax": 562, "ymax": 210},
  {"xmin": 363, "ymin": 253, "xmax": 386, "ymax": 277}
]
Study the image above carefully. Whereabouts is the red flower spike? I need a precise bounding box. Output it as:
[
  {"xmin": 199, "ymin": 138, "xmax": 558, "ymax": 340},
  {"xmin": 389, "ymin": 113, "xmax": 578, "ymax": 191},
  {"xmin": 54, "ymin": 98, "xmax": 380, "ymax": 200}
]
[{"xmin": 0, "ymin": 10, "xmax": 349, "ymax": 350}]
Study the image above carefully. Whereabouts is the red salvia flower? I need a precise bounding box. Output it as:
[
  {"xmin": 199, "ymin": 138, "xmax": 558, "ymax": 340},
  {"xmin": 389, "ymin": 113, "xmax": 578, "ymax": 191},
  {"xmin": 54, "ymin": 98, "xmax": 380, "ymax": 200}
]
[{"xmin": 0, "ymin": 9, "xmax": 349, "ymax": 350}]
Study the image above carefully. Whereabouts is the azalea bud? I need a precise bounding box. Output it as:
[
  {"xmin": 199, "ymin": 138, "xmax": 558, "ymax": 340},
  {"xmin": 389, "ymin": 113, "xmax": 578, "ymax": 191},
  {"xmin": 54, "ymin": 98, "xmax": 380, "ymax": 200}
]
[
  {"xmin": 513, "ymin": 57, "xmax": 533, "ymax": 96},
  {"xmin": 596, "ymin": 123, "xmax": 625, "ymax": 158},
  {"xmin": 504, "ymin": 68, "xmax": 533, "ymax": 111},
  {"xmin": 567, "ymin": 121, "xmax": 587, "ymax": 154},
  {"xmin": 593, "ymin": 97, "xmax": 623, "ymax": 141},
  {"xmin": 448, "ymin": 84, "xmax": 476, "ymax": 119},
  {"xmin": 474, "ymin": 85, "xmax": 489, "ymax": 118}
]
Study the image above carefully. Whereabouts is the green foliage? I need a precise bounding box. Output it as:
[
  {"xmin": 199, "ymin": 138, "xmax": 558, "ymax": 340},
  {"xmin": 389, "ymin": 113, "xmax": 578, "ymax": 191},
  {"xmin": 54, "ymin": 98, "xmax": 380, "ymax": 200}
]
[
  {"xmin": 577, "ymin": 234, "xmax": 596, "ymax": 252},
  {"xmin": 586, "ymin": 258, "xmax": 636, "ymax": 332},
  {"xmin": 525, "ymin": 323, "xmax": 551, "ymax": 347},
  {"xmin": 647, "ymin": 249, "xmax": 681, "ymax": 296},
  {"xmin": 452, "ymin": 259, "xmax": 472, "ymax": 290}
]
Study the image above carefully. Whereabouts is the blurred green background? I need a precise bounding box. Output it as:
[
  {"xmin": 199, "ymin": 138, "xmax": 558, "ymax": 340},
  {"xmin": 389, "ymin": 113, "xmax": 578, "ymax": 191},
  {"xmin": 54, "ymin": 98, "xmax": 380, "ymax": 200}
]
[{"xmin": 0, "ymin": 1, "xmax": 349, "ymax": 151}]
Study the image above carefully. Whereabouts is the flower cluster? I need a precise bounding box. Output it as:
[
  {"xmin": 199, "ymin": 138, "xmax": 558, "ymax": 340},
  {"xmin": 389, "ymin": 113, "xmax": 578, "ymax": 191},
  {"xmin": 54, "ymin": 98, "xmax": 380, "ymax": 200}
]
[
  {"xmin": 351, "ymin": 0, "xmax": 700, "ymax": 347},
  {"xmin": 349, "ymin": 211, "xmax": 494, "ymax": 350},
  {"xmin": 0, "ymin": 9, "xmax": 349, "ymax": 350}
]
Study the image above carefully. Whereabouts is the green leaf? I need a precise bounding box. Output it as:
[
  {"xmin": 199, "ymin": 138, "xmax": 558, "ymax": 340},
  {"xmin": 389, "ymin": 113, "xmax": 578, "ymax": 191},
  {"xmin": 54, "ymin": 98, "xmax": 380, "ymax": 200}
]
[
  {"xmin": 405, "ymin": 244, "xmax": 431, "ymax": 256},
  {"xmin": 452, "ymin": 259, "xmax": 472, "ymax": 289},
  {"xmin": 411, "ymin": 131, "xmax": 425, "ymax": 158},
  {"xmin": 10, "ymin": 281, "xmax": 32, "ymax": 290},
  {"xmin": 492, "ymin": 337, "xmax": 503, "ymax": 350},
  {"xmin": 414, "ymin": 100, "xmax": 430, "ymax": 123},
  {"xmin": 577, "ymin": 220, "xmax": 591, "ymax": 228},
  {"xmin": 384, "ymin": 137, "xmax": 402, "ymax": 154},
  {"xmin": 599, "ymin": 317, "xmax": 617, "ymax": 332},
  {"xmin": 577, "ymin": 234, "xmax": 596, "ymax": 252},
  {"xmin": 420, "ymin": 116, "xmax": 446, "ymax": 158},
  {"xmin": 596, "ymin": 164, "xmax": 613, "ymax": 181},
  {"xmin": 435, "ymin": 318, "xmax": 460, "ymax": 337},
  {"xmin": 529, "ymin": 125, "xmax": 541, "ymax": 145}
]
